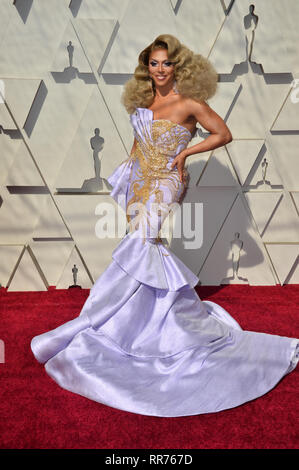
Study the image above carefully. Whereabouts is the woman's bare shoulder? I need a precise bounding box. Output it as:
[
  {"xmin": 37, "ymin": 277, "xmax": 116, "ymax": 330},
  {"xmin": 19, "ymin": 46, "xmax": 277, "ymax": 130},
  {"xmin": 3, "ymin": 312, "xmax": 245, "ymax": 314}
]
[{"xmin": 184, "ymin": 97, "xmax": 210, "ymax": 115}]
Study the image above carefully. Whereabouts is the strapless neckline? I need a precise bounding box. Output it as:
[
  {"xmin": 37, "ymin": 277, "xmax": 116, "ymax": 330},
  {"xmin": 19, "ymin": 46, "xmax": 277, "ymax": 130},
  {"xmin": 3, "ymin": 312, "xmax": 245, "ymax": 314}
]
[{"xmin": 136, "ymin": 107, "xmax": 192, "ymax": 138}]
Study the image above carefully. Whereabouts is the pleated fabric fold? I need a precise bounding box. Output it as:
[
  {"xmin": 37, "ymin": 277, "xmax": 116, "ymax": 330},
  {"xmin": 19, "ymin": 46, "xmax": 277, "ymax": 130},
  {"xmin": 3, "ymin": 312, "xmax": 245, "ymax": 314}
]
[
  {"xmin": 111, "ymin": 231, "xmax": 199, "ymax": 291},
  {"xmin": 107, "ymin": 157, "xmax": 132, "ymax": 212}
]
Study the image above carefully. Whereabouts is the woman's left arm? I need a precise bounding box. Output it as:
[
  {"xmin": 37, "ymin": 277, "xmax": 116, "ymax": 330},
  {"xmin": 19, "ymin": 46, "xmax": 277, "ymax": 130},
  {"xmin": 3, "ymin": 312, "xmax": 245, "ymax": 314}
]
[
  {"xmin": 170, "ymin": 99, "xmax": 232, "ymax": 181},
  {"xmin": 185, "ymin": 99, "xmax": 232, "ymax": 156}
]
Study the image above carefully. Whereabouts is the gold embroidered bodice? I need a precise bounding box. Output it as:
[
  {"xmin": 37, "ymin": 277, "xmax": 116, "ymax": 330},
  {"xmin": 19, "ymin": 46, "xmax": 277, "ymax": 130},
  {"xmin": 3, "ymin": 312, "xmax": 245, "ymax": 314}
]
[{"xmin": 125, "ymin": 118, "xmax": 192, "ymax": 243}]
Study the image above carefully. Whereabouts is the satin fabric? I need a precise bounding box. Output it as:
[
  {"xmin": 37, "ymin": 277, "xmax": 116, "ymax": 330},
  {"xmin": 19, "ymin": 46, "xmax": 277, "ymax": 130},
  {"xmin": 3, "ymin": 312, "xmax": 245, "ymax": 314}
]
[{"xmin": 31, "ymin": 107, "xmax": 299, "ymax": 417}]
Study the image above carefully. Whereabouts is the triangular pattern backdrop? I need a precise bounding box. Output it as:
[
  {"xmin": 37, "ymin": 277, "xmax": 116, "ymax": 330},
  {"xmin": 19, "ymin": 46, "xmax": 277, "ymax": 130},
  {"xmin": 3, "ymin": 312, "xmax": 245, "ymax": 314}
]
[{"xmin": 0, "ymin": 0, "xmax": 298, "ymax": 291}]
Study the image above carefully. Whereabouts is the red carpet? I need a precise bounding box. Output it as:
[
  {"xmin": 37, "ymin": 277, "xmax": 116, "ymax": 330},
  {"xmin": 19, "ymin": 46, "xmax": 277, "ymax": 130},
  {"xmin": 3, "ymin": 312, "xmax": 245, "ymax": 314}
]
[{"xmin": 0, "ymin": 284, "xmax": 298, "ymax": 449}]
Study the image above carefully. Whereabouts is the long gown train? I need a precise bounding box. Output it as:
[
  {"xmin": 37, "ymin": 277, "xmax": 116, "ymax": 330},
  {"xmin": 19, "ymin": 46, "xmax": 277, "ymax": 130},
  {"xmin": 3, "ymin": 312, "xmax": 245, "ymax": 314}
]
[{"xmin": 31, "ymin": 107, "xmax": 299, "ymax": 417}]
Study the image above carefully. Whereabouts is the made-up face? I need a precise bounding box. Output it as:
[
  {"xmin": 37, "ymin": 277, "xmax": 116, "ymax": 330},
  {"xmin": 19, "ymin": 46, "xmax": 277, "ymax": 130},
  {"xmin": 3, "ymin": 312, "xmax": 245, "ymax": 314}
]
[{"xmin": 148, "ymin": 48, "xmax": 175, "ymax": 89}]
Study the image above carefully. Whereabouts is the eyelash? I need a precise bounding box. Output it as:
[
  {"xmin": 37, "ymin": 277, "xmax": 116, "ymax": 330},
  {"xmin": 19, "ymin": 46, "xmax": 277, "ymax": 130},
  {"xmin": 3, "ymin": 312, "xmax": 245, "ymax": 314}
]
[{"xmin": 150, "ymin": 61, "xmax": 172, "ymax": 67}]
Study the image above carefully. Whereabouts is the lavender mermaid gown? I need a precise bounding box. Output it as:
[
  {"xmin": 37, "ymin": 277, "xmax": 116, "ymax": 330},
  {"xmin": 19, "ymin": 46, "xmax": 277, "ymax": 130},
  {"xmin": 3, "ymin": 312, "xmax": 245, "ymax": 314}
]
[{"xmin": 31, "ymin": 107, "xmax": 299, "ymax": 417}]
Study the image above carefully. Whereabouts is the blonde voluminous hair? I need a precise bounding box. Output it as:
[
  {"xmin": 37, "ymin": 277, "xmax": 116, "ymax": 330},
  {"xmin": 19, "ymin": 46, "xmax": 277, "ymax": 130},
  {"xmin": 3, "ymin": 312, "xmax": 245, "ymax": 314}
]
[{"xmin": 121, "ymin": 33, "xmax": 219, "ymax": 114}]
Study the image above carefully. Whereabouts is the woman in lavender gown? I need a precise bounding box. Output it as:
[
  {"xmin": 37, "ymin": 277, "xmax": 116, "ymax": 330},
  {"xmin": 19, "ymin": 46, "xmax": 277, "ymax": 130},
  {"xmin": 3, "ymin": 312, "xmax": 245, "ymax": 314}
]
[{"xmin": 31, "ymin": 34, "xmax": 299, "ymax": 417}]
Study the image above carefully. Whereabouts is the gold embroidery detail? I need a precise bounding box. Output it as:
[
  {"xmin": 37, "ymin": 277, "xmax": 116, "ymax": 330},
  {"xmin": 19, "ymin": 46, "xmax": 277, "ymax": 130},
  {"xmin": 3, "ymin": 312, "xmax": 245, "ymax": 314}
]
[{"xmin": 126, "ymin": 120, "xmax": 190, "ymax": 244}]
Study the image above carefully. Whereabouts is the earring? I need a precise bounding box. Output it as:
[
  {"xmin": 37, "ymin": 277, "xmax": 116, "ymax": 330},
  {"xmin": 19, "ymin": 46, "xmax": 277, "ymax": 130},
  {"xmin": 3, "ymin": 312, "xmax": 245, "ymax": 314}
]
[{"xmin": 173, "ymin": 79, "xmax": 178, "ymax": 94}]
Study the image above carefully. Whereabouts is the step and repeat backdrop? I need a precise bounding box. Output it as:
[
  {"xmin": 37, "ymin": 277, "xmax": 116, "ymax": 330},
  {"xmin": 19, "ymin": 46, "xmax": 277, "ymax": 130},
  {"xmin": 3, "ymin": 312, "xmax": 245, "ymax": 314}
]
[{"xmin": 0, "ymin": 0, "xmax": 298, "ymax": 291}]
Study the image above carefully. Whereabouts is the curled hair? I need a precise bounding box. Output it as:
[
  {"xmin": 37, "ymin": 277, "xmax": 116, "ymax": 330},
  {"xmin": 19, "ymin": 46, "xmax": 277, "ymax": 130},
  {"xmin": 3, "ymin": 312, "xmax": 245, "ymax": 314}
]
[{"xmin": 121, "ymin": 33, "xmax": 219, "ymax": 114}]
